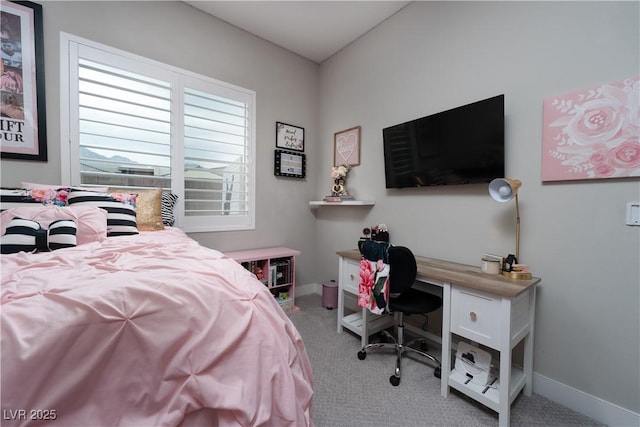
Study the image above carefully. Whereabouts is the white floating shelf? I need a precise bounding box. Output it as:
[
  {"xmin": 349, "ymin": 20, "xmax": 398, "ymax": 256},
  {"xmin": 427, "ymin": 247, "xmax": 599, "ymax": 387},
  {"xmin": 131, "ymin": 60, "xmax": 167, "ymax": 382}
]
[{"xmin": 309, "ymin": 200, "xmax": 375, "ymax": 207}]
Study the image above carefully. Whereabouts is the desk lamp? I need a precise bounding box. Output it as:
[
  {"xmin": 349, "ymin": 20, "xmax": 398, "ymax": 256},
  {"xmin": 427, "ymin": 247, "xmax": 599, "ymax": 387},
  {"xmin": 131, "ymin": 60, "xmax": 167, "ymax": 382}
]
[{"xmin": 488, "ymin": 178, "xmax": 532, "ymax": 279}]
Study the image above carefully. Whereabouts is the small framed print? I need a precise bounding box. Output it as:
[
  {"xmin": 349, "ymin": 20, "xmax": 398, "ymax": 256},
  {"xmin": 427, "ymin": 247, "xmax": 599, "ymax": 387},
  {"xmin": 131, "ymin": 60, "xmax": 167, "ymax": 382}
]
[
  {"xmin": 274, "ymin": 149, "xmax": 306, "ymax": 178},
  {"xmin": 334, "ymin": 126, "xmax": 360, "ymax": 166},
  {"xmin": 276, "ymin": 122, "xmax": 304, "ymax": 152}
]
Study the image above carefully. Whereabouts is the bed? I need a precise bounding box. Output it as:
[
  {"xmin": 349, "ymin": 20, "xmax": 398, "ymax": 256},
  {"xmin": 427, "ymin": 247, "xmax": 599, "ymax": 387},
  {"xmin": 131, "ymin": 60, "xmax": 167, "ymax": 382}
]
[{"xmin": 0, "ymin": 188, "xmax": 314, "ymax": 427}]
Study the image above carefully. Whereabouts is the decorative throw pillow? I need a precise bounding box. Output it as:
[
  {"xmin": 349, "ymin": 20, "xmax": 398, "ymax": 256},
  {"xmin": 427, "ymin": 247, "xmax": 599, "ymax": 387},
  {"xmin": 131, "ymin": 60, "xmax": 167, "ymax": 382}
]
[
  {"xmin": 47, "ymin": 220, "xmax": 77, "ymax": 251},
  {"xmin": 1, "ymin": 218, "xmax": 77, "ymax": 254},
  {"xmin": 67, "ymin": 189, "xmax": 138, "ymax": 237},
  {"xmin": 161, "ymin": 192, "xmax": 178, "ymax": 226},
  {"xmin": 0, "ymin": 187, "xmax": 68, "ymax": 211},
  {"xmin": 0, "ymin": 205, "xmax": 108, "ymax": 245},
  {"xmin": 20, "ymin": 182, "xmax": 109, "ymax": 192},
  {"xmin": 109, "ymin": 188, "xmax": 164, "ymax": 231}
]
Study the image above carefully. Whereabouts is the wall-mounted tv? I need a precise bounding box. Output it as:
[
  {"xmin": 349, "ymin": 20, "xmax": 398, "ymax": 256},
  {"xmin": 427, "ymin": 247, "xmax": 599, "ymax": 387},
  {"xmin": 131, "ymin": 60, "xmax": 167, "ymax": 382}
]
[{"xmin": 383, "ymin": 95, "xmax": 504, "ymax": 188}]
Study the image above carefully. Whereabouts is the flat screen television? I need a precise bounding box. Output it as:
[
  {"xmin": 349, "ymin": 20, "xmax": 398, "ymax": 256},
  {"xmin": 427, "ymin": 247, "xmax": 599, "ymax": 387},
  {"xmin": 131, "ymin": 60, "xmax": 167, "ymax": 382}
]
[{"xmin": 383, "ymin": 95, "xmax": 504, "ymax": 188}]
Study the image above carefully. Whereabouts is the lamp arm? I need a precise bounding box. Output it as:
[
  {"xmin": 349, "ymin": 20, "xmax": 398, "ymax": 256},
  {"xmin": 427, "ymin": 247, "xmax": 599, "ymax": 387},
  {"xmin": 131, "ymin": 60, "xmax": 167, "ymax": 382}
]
[{"xmin": 515, "ymin": 193, "xmax": 520, "ymax": 262}]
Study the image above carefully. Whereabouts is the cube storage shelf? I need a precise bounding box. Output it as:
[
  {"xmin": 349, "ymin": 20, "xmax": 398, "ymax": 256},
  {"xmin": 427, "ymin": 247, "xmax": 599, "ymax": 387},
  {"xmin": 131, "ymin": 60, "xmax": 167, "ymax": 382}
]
[{"xmin": 224, "ymin": 247, "xmax": 300, "ymax": 314}]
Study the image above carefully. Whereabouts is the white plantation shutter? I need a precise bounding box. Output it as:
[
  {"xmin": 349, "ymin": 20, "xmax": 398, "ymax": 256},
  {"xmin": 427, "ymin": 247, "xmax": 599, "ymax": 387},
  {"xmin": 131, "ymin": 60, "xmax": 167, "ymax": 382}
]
[
  {"xmin": 76, "ymin": 56, "xmax": 172, "ymax": 189},
  {"xmin": 62, "ymin": 33, "xmax": 255, "ymax": 232},
  {"xmin": 182, "ymin": 83, "xmax": 253, "ymax": 231}
]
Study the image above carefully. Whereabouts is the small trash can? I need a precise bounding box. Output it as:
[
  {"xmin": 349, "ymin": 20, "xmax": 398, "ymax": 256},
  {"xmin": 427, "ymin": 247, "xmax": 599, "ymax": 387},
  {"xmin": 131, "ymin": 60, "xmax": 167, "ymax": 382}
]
[{"xmin": 322, "ymin": 280, "xmax": 338, "ymax": 309}]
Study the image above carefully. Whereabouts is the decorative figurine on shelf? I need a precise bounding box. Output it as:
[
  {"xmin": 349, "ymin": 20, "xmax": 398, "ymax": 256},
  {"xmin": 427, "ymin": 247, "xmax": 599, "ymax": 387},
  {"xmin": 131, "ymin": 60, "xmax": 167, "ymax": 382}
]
[{"xmin": 330, "ymin": 164, "xmax": 351, "ymax": 197}]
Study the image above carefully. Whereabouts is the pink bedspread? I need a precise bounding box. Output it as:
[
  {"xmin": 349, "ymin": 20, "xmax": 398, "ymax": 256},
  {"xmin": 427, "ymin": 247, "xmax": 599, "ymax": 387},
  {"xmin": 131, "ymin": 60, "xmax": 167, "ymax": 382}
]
[{"xmin": 1, "ymin": 228, "xmax": 313, "ymax": 427}]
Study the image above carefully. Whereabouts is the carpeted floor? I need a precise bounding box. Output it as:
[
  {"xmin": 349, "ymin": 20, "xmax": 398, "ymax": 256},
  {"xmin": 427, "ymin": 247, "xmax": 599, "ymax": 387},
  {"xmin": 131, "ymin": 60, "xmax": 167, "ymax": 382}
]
[{"xmin": 290, "ymin": 294, "xmax": 605, "ymax": 427}]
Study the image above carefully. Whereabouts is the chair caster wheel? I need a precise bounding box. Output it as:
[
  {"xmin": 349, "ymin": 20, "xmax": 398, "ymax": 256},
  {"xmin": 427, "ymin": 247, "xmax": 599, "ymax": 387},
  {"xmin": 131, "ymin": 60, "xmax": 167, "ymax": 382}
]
[
  {"xmin": 434, "ymin": 367, "xmax": 441, "ymax": 378},
  {"xmin": 357, "ymin": 350, "xmax": 367, "ymax": 360},
  {"xmin": 389, "ymin": 375, "xmax": 400, "ymax": 386}
]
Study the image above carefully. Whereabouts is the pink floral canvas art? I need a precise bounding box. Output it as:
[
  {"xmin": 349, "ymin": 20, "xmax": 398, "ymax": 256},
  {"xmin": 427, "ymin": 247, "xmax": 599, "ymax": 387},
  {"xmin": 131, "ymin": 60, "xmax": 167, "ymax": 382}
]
[{"xmin": 542, "ymin": 77, "xmax": 639, "ymax": 181}]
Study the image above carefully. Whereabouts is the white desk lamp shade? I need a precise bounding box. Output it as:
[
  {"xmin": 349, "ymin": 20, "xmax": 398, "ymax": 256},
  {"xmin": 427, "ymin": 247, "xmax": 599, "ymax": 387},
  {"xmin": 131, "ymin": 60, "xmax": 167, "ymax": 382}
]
[{"xmin": 489, "ymin": 178, "xmax": 521, "ymax": 202}]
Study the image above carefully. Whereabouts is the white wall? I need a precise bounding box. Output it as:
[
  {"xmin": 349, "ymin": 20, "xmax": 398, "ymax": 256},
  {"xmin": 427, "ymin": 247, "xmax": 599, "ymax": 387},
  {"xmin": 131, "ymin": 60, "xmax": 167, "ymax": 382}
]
[
  {"xmin": 0, "ymin": 1, "xmax": 321, "ymax": 285},
  {"xmin": 316, "ymin": 1, "xmax": 639, "ymax": 421},
  {"xmin": 1, "ymin": 0, "xmax": 638, "ymax": 423}
]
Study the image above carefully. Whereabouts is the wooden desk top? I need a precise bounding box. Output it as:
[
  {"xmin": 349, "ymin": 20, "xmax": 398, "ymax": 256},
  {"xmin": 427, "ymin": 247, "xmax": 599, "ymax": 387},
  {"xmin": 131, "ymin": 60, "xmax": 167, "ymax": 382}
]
[{"xmin": 337, "ymin": 249, "xmax": 541, "ymax": 298}]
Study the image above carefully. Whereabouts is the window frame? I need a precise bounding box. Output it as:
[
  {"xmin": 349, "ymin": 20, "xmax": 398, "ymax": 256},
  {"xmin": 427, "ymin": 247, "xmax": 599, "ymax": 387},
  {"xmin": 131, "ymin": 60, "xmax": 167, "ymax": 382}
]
[{"xmin": 60, "ymin": 32, "xmax": 256, "ymax": 233}]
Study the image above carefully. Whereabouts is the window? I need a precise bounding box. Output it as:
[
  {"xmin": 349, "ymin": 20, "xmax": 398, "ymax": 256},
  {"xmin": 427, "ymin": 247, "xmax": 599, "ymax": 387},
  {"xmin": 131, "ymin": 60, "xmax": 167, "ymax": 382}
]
[{"xmin": 61, "ymin": 33, "xmax": 256, "ymax": 232}]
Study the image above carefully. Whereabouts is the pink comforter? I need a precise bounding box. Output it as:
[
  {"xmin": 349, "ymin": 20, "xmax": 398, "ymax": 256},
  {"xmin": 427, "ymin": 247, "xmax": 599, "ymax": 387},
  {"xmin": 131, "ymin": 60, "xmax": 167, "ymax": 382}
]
[{"xmin": 1, "ymin": 228, "xmax": 313, "ymax": 427}]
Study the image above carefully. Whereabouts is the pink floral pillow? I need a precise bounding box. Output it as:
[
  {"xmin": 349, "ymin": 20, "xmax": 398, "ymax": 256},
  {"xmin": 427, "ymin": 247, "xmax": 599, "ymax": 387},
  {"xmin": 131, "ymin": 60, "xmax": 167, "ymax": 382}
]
[
  {"xmin": 0, "ymin": 187, "xmax": 68, "ymax": 210},
  {"xmin": 0, "ymin": 205, "xmax": 108, "ymax": 245},
  {"xmin": 20, "ymin": 182, "xmax": 109, "ymax": 192}
]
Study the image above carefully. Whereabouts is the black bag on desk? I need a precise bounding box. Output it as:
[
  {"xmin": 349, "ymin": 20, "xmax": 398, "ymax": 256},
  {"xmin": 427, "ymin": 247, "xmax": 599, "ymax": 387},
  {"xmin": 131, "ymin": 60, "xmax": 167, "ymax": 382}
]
[{"xmin": 358, "ymin": 240, "xmax": 391, "ymax": 263}]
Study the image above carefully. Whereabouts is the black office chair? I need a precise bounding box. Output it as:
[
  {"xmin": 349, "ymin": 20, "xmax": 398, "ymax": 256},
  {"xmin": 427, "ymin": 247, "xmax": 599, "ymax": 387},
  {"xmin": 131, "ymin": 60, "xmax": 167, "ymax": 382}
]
[{"xmin": 357, "ymin": 245, "xmax": 442, "ymax": 386}]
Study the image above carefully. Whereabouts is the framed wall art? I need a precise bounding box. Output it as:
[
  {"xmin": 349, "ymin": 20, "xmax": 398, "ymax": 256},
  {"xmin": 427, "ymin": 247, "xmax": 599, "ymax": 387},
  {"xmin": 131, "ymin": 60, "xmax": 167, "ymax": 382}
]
[
  {"xmin": 542, "ymin": 76, "xmax": 639, "ymax": 182},
  {"xmin": 276, "ymin": 121, "xmax": 304, "ymax": 152},
  {"xmin": 274, "ymin": 149, "xmax": 306, "ymax": 178},
  {"xmin": 334, "ymin": 125, "xmax": 360, "ymax": 166},
  {"xmin": 0, "ymin": 0, "xmax": 47, "ymax": 161}
]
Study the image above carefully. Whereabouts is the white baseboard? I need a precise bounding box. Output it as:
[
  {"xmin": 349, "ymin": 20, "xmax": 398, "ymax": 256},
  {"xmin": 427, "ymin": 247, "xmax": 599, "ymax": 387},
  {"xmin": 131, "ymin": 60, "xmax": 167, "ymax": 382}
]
[
  {"xmin": 295, "ymin": 282, "xmax": 322, "ymax": 297},
  {"xmin": 533, "ymin": 372, "xmax": 639, "ymax": 426},
  {"xmin": 296, "ymin": 283, "xmax": 640, "ymax": 426}
]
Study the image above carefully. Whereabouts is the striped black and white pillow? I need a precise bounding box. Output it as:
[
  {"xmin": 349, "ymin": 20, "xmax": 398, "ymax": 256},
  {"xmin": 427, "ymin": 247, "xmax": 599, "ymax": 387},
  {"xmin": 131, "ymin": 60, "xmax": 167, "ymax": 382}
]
[
  {"xmin": 67, "ymin": 190, "xmax": 138, "ymax": 237},
  {"xmin": 48, "ymin": 219, "xmax": 78, "ymax": 250},
  {"xmin": 1, "ymin": 218, "xmax": 77, "ymax": 254},
  {"xmin": 161, "ymin": 192, "xmax": 178, "ymax": 226}
]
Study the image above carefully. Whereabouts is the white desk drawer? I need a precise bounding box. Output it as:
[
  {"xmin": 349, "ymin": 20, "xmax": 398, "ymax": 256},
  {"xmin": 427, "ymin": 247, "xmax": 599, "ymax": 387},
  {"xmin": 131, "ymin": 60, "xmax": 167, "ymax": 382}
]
[
  {"xmin": 450, "ymin": 286, "xmax": 501, "ymax": 348},
  {"xmin": 341, "ymin": 258, "xmax": 360, "ymax": 295}
]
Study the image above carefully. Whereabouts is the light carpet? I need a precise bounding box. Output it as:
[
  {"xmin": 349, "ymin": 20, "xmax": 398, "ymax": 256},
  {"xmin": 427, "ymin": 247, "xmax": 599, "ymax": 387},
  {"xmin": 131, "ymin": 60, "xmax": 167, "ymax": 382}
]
[{"xmin": 290, "ymin": 294, "xmax": 605, "ymax": 427}]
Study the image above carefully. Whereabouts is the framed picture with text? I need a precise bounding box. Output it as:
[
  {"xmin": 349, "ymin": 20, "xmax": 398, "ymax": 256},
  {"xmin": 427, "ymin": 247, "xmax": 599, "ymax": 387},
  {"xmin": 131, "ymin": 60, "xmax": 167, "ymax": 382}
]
[
  {"xmin": 0, "ymin": 0, "xmax": 47, "ymax": 161},
  {"xmin": 274, "ymin": 149, "xmax": 306, "ymax": 178},
  {"xmin": 276, "ymin": 122, "xmax": 304, "ymax": 152}
]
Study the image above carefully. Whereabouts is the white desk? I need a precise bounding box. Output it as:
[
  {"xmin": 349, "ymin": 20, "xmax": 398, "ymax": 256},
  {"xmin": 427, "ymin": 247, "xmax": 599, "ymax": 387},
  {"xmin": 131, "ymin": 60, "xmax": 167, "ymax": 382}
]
[{"xmin": 336, "ymin": 250, "xmax": 541, "ymax": 427}]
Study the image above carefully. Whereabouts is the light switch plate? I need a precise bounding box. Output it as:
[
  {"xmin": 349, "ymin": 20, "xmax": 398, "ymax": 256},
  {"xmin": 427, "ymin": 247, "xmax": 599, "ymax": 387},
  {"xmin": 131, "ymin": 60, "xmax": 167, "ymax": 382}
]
[{"xmin": 626, "ymin": 202, "xmax": 640, "ymax": 226}]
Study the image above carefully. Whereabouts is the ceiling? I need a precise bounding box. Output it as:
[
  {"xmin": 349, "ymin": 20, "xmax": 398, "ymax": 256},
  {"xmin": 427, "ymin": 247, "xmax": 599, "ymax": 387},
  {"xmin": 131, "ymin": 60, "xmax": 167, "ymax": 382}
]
[{"xmin": 184, "ymin": 1, "xmax": 410, "ymax": 63}]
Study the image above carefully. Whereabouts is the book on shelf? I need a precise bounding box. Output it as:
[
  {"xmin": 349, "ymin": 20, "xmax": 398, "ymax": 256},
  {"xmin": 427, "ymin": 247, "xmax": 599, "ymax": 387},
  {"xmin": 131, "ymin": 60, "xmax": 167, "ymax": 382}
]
[
  {"xmin": 240, "ymin": 261, "xmax": 266, "ymax": 285},
  {"xmin": 269, "ymin": 264, "xmax": 277, "ymax": 286},
  {"xmin": 323, "ymin": 195, "xmax": 355, "ymax": 202},
  {"xmin": 271, "ymin": 258, "xmax": 292, "ymax": 285}
]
